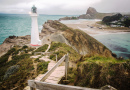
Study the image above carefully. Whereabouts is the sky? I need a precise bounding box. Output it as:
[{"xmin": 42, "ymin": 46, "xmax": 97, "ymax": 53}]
[{"xmin": 0, "ymin": 0, "xmax": 130, "ymax": 15}]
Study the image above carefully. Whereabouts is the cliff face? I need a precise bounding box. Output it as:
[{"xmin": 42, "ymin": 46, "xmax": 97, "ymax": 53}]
[{"xmin": 41, "ymin": 20, "xmax": 113, "ymax": 57}]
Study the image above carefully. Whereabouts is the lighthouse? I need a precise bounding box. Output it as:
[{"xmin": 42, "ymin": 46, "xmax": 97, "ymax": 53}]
[{"xmin": 30, "ymin": 5, "xmax": 41, "ymax": 46}]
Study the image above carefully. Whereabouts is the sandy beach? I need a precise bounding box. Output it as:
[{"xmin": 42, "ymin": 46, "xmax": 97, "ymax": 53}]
[{"xmin": 60, "ymin": 20, "xmax": 130, "ymax": 36}]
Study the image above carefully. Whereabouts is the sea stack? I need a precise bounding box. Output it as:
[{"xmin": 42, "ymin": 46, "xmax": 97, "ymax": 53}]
[{"xmin": 30, "ymin": 5, "xmax": 41, "ymax": 46}]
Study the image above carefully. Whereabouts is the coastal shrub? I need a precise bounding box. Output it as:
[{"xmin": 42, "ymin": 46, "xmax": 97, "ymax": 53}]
[
  {"xmin": 34, "ymin": 58, "xmax": 40, "ymax": 63},
  {"xmin": 49, "ymin": 42, "xmax": 81, "ymax": 62},
  {"xmin": 0, "ymin": 56, "xmax": 34, "ymax": 90},
  {"xmin": 49, "ymin": 42, "xmax": 62, "ymax": 51},
  {"xmin": 37, "ymin": 61, "xmax": 49, "ymax": 74},
  {"xmin": 62, "ymin": 55, "xmax": 130, "ymax": 90},
  {"xmin": 3, "ymin": 65, "xmax": 20, "ymax": 80},
  {"xmin": 54, "ymin": 51, "xmax": 66, "ymax": 60},
  {"xmin": 50, "ymin": 54, "xmax": 56, "ymax": 61},
  {"xmin": 34, "ymin": 44, "xmax": 48, "ymax": 52},
  {"xmin": 0, "ymin": 54, "xmax": 31, "ymax": 82},
  {"xmin": 67, "ymin": 68, "xmax": 77, "ymax": 83},
  {"xmin": 0, "ymin": 48, "xmax": 16, "ymax": 65},
  {"xmin": 12, "ymin": 49, "xmax": 21, "ymax": 55},
  {"xmin": 22, "ymin": 45, "xmax": 28, "ymax": 49}
]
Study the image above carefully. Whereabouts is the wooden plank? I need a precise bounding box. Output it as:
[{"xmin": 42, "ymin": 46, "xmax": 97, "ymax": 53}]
[
  {"xmin": 40, "ymin": 55, "xmax": 66, "ymax": 81},
  {"xmin": 28, "ymin": 80, "xmax": 100, "ymax": 90}
]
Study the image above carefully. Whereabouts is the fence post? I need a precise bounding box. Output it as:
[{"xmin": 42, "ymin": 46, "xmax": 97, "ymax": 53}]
[
  {"xmin": 65, "ymin": 54, "xmax": 69, "ymax": 80},
  {"xmin": 56, "ymin": 54, "xmax": 57, "ymax": 62}
]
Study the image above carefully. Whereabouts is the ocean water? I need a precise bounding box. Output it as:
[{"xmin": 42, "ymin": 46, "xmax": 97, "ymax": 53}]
[
  {"xmin": 93, "ymin": 33, "xmax": 130, "ymax": 59},
  {"xmin": 0, "ymin": 14, "xmax": 77, "ymax": 44}
]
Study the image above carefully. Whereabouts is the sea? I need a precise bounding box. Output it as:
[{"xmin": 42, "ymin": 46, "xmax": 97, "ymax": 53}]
[{"xmin": 0, "ymin": 14, "xmax": 130, "ymax": 59}]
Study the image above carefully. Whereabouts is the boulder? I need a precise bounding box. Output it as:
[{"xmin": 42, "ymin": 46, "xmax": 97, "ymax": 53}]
[{"xmin": 4, "ymin": 65, "xmax": 20, "ymax": 80}]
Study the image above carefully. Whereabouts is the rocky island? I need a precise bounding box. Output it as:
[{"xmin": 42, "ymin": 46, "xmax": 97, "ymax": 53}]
[{"xmin": 0, "ymin": 20, "xmax": 129, "ymax": 90}]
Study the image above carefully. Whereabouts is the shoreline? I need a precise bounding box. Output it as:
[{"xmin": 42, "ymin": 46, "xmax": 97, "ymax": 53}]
[{"xmin": 60, "ymin": 19, "xmax": 130, "ymax": 36}]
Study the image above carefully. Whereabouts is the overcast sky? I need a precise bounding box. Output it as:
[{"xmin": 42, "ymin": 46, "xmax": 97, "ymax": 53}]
[{"xmin": 0, "ymin": 0, "xmax": 130, "ymax": 15}]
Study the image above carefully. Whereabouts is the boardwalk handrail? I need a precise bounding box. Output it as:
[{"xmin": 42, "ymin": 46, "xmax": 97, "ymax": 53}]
[
  {"xmin": 40, "ymin": 54, "xmax": 68, "ymax": 81},
  {"xmin": 28, "ymin": 80, "xmax": 99, "ymax": 90}
]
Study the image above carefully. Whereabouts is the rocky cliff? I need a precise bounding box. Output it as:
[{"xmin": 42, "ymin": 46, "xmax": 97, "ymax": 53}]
[{"xmin": 41, "ymin": 20, "xmax": 114, "ymax": 57}]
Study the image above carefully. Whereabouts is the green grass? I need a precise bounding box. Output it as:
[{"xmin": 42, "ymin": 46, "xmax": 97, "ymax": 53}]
[
  {"xmin": 37, "ymin": 61, "xmax": 49, "ymax": 74},
  {"xmin": 49, "ymin": 42, "xmax": 81, "ymax": 62},
  {"xmin": 34, "ymin": 44, "xmax": 49, "ymax": 52},
  {"xmin": 49, "ymin": 42, "xmax": 63, "ymax": 51},
  {"xmin": 81, "ymin": 55, "xmax": 126, "ymax": 64}
]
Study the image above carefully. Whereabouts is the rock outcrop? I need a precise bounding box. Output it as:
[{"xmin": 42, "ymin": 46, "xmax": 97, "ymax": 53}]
[
  {"xmin": 79, "ymin": 7, "xmax": 113, "ymax": 19},
  {"xmin": 59, "ymin": 7, "xmax": 114, "ymax": 20},
  {"xmin": 41, "ymin": 20, "xmax": 114, "ymax": 57},
  {"xmin": 0, "ymin": 35, "xmax": 31, "ymax": 57},
  {"xmin": 86, "ymin": 7, "xmax": 98, "ymax": 16}
]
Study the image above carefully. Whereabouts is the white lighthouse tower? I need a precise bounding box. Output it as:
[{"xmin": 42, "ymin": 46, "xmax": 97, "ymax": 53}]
[{"xmin": 30, "ymin": 5, "xmax": 41, "ymax": 46}]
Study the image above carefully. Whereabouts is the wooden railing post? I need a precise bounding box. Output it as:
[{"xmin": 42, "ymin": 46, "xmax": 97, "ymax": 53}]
[
  {"xmin": 65, "ymin": 54, "xmax": 69, "ymax": 80},
  {"xmin": 56, "ymin": 54, "xmax": 57, "ymax": 62}
]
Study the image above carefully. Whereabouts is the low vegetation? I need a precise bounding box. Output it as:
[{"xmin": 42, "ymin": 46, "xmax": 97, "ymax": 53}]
[
  {"xmin": 34, "ymin": 44, "xmax": 48, "ymax": 52},
  {"xmin": 49, "ymin": 42, "xmax": 81, "ymax": 62},
  {"xmin": 37, "ymin": 61, "xmax": 49, "ymax": 74},
  {"xmin": 62, "ymin": 55, "xmax": 130, "ymax": 90},
  {"xmin": 0, "ymin": 45, "xmax": 49, "ymax": 90}
]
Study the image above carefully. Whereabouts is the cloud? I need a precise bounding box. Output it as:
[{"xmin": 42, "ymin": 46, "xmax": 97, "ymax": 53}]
[
  {"xmin": 0, "ymin": 0, "xmax": 130, "ymax": 14},
  {"xmin": 92, "ymin": 0, "xmax": 130, "ymax": 13}
]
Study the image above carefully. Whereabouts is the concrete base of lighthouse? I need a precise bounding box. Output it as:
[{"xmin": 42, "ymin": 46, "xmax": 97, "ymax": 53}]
[{"xmin": 30, "ymin": 13, "xmax": 42, "ymax": 46}]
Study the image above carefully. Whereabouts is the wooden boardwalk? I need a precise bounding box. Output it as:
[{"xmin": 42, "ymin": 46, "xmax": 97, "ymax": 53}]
[{"xmin": 35, "ymin": 56, "xmax": 65, "ymax": 84}]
